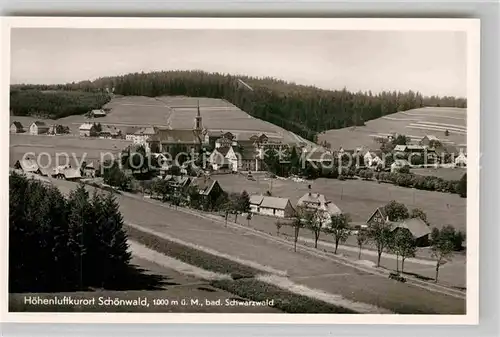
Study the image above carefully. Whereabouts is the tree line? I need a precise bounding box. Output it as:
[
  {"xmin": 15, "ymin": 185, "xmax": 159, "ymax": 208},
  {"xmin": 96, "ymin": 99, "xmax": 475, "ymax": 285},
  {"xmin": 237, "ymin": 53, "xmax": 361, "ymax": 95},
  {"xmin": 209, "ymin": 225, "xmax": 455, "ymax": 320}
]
[
  {"xmin": 9, "ymin": 89, "xmax": 111, "ymax": 119},
  {"xmin": 9, "ymin": 173, "xmax": 132, "ymax": 292},
  {"xmin": 277, "ymin": 200, "xmax": 464, "ymax": 282},
  {"xmin": 10, "ymin": 70, "xmax": 466, "ymax": 141}
]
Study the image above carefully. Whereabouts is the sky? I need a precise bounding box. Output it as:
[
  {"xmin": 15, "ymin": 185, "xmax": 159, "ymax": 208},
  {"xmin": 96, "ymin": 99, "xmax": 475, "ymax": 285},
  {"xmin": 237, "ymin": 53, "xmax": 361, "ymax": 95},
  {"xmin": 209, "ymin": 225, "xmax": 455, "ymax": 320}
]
[{"xmin": 10, "ymin": 28, "xmax": 467, "ymax": 97}]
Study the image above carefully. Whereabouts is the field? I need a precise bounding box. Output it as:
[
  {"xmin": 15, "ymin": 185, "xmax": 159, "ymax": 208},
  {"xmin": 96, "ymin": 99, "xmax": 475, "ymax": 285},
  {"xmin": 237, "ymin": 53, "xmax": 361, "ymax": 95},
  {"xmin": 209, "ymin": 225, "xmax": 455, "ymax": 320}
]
[
  {"xmin": 412, "ymin": 167, "xmax": 467, "ymax": 181},
  {"xmin": 11, "ymin": 95, "xmax": 313, "ymax": 146},
  {"xmin": 216, "ymin": 174, "xmax": 466, "ymax": 232},
  {"xmin": 318, "ymin": 107, "xmax": 467, "ymax": 150}
]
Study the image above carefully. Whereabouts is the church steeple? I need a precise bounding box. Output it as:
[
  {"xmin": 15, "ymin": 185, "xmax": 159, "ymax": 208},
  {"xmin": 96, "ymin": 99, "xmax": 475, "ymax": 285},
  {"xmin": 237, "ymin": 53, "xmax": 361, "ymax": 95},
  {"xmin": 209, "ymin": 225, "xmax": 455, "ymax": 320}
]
[{"xmin": 194, "ymin": 100, "xmax": 202, "ymax": 131}]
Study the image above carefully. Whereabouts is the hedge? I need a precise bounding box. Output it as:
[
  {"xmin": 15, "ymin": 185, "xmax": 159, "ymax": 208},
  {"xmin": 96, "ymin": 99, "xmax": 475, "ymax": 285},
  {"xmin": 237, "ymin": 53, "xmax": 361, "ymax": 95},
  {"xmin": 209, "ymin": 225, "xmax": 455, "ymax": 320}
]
[
  {"xmin": 374, "ymin": 172, "xmax": 463, "ymax": 195},
  {"xmin": 210, "ymin": 278, "xmax": 356, "ymax": 313},
  {"xmin": 125, "ymin": 225, "xmax": 259, "ymax": 279}
]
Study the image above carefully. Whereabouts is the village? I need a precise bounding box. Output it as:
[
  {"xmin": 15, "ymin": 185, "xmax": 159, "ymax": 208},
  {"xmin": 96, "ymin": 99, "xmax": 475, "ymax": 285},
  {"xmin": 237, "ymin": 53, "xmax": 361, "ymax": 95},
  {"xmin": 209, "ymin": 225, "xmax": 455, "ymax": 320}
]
[{"xmin": 10, "ymin": 97, "xmax": 468, "ymax": 290}]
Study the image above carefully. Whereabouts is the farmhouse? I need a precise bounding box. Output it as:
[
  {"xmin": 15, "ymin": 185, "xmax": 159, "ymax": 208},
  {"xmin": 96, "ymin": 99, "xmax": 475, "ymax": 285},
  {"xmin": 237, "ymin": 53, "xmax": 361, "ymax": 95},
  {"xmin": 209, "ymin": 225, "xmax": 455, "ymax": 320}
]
[
  {"xmin": 250, "ymin": 195, "xmax": 295, "ymax": 218},
  {"xmin": 89, "ymin": 109, "xmax": 107, "ymax": 118},
  {"xmin": 29, "ymin": 121, "xmax": 50, "ymax": 135},
  {"xmin": 129, "ymin": 126, "xmax": 159, "ymax": 153},
  {"xmin": 82, "ymin": 162, "xmax": 97, "ymax": 178},
  {"xmin": 214, "ymin": 132, "xmax": 238, "ymax": 149},
  {"xmin": 366, "ymin": 207, "xmax": 431, "ymax": 247},
  {"xmin": 191, "ymin": 176, "xmax": 224, "ymax": 207},
  {"xmin": 53, "ymin": 166, "xmax": 82, "ymax": 181},
  {"xmin": 296, "ymin": 191, "xmax": 342, "ymax": 226},
  {"xmin": 79, "ymin": 123, "xmax": 98, "ymax": 137},
  {"xmin": 421, "ymin": 135, "xmax": 441, "ymax": 147},
  {"xmin": 99, "ymin": 125, "xmax": 122, "ymax": 139},
  {"xmin": 10, "ymin": 121, "xmax": 24, "ymax": 134},
  {"xmin": 208, "ymin": 146, "xmax": 238, "ymax": 172},
  {"xmin": 14, "ymin": 158, "xmax": 40, "ymax": 174},
  {"xmin": 363, "ymin": 150, "xmax": 383, "ymax": 167},
  {"xmin": 454, "ymin": 152, "xmax": 467, "ymax": 167}
]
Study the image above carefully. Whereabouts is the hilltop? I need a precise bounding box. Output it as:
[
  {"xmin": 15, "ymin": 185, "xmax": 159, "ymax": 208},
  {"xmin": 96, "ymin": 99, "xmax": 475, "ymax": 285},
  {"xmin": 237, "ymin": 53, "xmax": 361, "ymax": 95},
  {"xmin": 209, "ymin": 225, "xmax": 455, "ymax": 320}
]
[
  {"xmin": 318, "ymin": 107, "xmax": 467, "ymax": 150},
  {"xmin": 10, "ymin": 70, "xmax": 467, "ymax": 142}
]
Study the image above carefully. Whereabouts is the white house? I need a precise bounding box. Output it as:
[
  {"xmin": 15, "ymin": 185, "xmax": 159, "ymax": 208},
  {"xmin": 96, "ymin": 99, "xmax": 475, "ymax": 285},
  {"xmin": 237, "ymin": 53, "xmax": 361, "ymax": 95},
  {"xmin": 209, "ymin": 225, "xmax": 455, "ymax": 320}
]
[
  {"xmin": 296, "ymin": 192, "xmax": 342, "ymax": 227},
  {"xmin": 454, "ymin": 152, "xmax": 467, "ymax": 167},
  {"xmin": 90, "ymin": 109, "xmax": 107, "ymax": 118},
  {"xmin": 129, "ymin": 126, "xmax": 159, "ymax": 153},
  {"xmin": 29, "ymin": 121, "xmax": 50, "ymax": 135},
  {"xmin": 363, "ymin": 150, "xmax": 383, "ymax": 167},
  {"xmin": 79, "ymin": 123, "xmax": 98, "ymax": 137},
  {"xmin": 10, "ymin": 121, "xmax": 24, "ymax": 134},
  {"xmin": 208, "ymin": 146, "xmax": 238, "ymax": 172},
  {"xmin": 250, "ymin": 195, "xmax": 295, "ymax": 218}
]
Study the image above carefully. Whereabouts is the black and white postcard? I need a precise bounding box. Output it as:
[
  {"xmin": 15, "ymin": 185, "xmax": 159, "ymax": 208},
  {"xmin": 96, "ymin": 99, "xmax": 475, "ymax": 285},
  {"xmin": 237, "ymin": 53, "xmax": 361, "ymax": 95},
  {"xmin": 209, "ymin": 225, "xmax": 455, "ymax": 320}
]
[{"xmin": 0, "ymin": 17, "xmax": 480, "ymax": 324}]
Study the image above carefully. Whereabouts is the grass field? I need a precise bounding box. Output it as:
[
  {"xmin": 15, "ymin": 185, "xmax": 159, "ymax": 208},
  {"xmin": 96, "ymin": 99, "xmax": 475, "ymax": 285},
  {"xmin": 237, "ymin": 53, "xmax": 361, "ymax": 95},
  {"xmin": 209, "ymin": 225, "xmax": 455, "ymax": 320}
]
[
  {"xmin": 216, "ymin": 174, "xmax": 466, "ymax": 232},
  {"xmin": 412, "ymin": 167, "xmax": 467, "ymax": 181},
  {"xmin": 318, "ymin": 107, "xmax": 467, "ymax": 150}
]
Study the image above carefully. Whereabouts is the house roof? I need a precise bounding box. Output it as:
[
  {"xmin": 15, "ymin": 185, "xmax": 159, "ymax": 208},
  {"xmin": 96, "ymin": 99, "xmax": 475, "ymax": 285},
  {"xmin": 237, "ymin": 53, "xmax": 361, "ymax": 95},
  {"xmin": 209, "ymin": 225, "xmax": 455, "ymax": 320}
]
[
  {"xmin": 84, "ymin": 162, "xmax": 96, "ymax": 169},
  {"xmin": 192, "ymin": 177, "xmax": 218, "ymax": 195},
  {"xmin": 11, "ymin": 121, "xmax": 23, "ymax": 129},
  {"xmin": 424, "ymin": 135, "xmax": 440, "ymax": 141},
  {"xmin": 393, "ymin": 145, "xmax": 407, "ymax": 152},
  {"xmin": 79, "ymin": 123, "xmax": 95, "ymax": 130},
  {"xmin": 63, "ymin": 168, "xmax": 82, "ymax": 179},
  {"xmin": 151, "ymin": 129, "xmax": 204, "ymax": 144},
  {"xmin": 91, "ymin": 109, "xmax": 106, "ymax": 115},
  {"xmin": 297, "ymin": 193, "xmax": 341, "ymax": 216},
  {"xmin": 100, "ymin": 125, "xmax": 121, "ymax": 135},
  {"xmin": 392, "ymin": 218, "xmax": 431, "ymax": 239},
  {"xmin": 32, "ymin": 121, "xmax": 49, "ymax": 128},
  {"xmin": 16, "ymin": 159, "xmax": 39, "ymax": 172},
  {"xmin": 250, "ymin": 195, "xmax": 264, "ymax": 205},
  {"xmin": 134, "ymin": 126, "xmax": 159, "ymax": 136},
  {"xmin": 367, "ymin": 207, "xmax": 389, "ymax": 223},
  {"xmin": 260, "ymin": 196, "xmax": 292, "ymax": 210}
]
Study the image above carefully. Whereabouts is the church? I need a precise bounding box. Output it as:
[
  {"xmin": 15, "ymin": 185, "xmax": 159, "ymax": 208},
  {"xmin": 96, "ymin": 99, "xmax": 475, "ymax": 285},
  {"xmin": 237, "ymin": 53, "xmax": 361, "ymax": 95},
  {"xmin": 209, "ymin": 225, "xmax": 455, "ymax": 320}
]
[{"xmin": 146, "ymin": 103, "xmax": 209, "ymax": 154}]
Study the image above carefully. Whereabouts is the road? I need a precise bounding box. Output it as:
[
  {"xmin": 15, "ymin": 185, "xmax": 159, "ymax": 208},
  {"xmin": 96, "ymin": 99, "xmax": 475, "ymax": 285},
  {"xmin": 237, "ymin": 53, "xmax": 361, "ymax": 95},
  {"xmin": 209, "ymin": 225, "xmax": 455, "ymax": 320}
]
[{"xmin": 46, "ymin": 178, "xmax": 466, "ymax": 314}]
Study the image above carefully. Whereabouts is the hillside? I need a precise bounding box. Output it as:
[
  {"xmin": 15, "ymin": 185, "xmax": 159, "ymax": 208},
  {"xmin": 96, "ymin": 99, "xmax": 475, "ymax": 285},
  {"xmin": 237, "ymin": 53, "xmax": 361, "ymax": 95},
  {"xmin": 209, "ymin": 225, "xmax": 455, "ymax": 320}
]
[
  {"xmin": 10, "ymin": 70, "xmax": 467, "ymax": 142},
  {"xmin": 318, "ymin": 107, "xmax": 467, "ymax": 150},
  {"xmin": 10, "ymin": 95, "xmax": 314, "ymax": 147}
]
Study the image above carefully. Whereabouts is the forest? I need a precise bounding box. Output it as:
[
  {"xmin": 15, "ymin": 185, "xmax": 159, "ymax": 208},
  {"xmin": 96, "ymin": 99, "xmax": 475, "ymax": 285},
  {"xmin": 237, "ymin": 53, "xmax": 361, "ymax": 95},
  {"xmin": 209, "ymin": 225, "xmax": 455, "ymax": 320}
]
[{"xmin": 10, "ymin": 70, "xmax": 467, "ymax": 141}]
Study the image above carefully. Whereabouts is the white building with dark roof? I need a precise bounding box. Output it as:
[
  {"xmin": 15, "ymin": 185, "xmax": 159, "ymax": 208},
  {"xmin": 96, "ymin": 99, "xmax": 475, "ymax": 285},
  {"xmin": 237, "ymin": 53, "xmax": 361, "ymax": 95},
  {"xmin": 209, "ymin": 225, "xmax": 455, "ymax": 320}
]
[
  {"xmin": 250, "ymin": 195, "xmax": 295, "ymax": 218},
  {"xmin": 296, "ymin": 192, "xmax": 342, "ymax": 227}
]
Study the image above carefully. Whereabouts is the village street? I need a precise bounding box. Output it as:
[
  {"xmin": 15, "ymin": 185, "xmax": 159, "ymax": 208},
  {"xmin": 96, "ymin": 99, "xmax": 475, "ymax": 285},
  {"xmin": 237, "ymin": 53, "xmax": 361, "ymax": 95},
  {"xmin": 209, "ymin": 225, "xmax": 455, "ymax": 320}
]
[{"xmin": 47, "ymin": 177, "xmax": 465, "ymax": 314}]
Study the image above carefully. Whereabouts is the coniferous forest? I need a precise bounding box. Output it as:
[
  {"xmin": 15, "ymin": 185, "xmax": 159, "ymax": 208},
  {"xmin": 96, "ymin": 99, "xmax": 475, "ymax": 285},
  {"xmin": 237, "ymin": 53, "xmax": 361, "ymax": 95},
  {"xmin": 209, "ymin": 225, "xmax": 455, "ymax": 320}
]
[{"xmin": 10, "ymin": 70, "xmax": 467, "ymax": 141}]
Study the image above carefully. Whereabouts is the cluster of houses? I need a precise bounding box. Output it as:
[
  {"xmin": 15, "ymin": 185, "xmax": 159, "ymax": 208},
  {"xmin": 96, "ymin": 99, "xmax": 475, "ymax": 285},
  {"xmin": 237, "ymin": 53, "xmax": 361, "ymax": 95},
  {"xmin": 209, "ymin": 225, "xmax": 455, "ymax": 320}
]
[
  {"xmin": 13, "ymin": 157, "xmax": 98, "ymax": 181},
  {"xmin": 79, "ymin": 123, "xmax": 123, "ymax": 139},
  {"xmin": 10, "ymin": 121, "xmax": 70, "ymax": 136}
]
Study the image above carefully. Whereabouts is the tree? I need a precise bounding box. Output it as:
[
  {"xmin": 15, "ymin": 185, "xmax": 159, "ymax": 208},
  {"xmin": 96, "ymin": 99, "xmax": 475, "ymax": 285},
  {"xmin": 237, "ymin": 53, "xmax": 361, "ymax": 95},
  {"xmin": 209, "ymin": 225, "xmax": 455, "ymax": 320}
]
[
  {"xmin": 430, "ymin": 226, "xmax": 456, "ymax": 282},
  {"xmin": 458, "ymin": 173, "xmax": 467, "ymax": 198},
  {"xmin": 326, "ymin": 213, "xmax": 351, "ymax": 254},
  {"xmin": 391, "ymin": 229, "xmax": 416, "ymax": 273},
  {"xmin": 444, "ymin": 129, "xmax": 450, "ymax": 136},
  {"xmin": 275, "ymin": 220, "xmax": 284, "ymax": 236},
  {"xmin": 303, "ymin": 208, "xmax": 323, "ymax": 249},
  {"xmin": 367, "ymin": 221, "xmax": 394, "ymax": 267},
  {"xmin": 410, "ymin": 208, "xmax": 428, "ymax": 224},
  {"xmin": 356, "ymin": 228, "xmax": 368, "ymax": 259},
  {"xmin": 291, "ymin": 207, "xmax": 307, "ymax": 252},
  {"xmin": 384, "ymin": 200, "xmax": 409, "ymax": 221},
  {"xmin": 237, "ymin": 190, "xmax": 251, "ymax": 216},
  {"xmin": 393, "ymin": 134, "xmax": 409, "ymax": 146}
]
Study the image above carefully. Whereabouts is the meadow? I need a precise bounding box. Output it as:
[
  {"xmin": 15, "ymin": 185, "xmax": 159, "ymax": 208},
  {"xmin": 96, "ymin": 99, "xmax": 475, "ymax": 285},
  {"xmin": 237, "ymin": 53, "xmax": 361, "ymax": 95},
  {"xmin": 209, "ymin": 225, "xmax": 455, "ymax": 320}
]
[
  {"xmin": 216, "ymin": 174, "xmax": 467, "ymax": 232},
  {"xmin": 11, "ymin": 95, "xmax": 313, "ymax": 146},
  {"xmin": 318, "ymin": 107, "xmax": 467, "ymax": 150}
]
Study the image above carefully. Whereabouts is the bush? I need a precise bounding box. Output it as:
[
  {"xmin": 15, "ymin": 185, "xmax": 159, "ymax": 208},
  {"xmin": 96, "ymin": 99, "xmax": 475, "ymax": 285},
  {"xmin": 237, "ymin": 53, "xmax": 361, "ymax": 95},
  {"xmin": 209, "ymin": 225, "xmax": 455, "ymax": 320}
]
[{"xmin": 210, "ymin": 279, "xmax": 356, "ymax": 313}]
